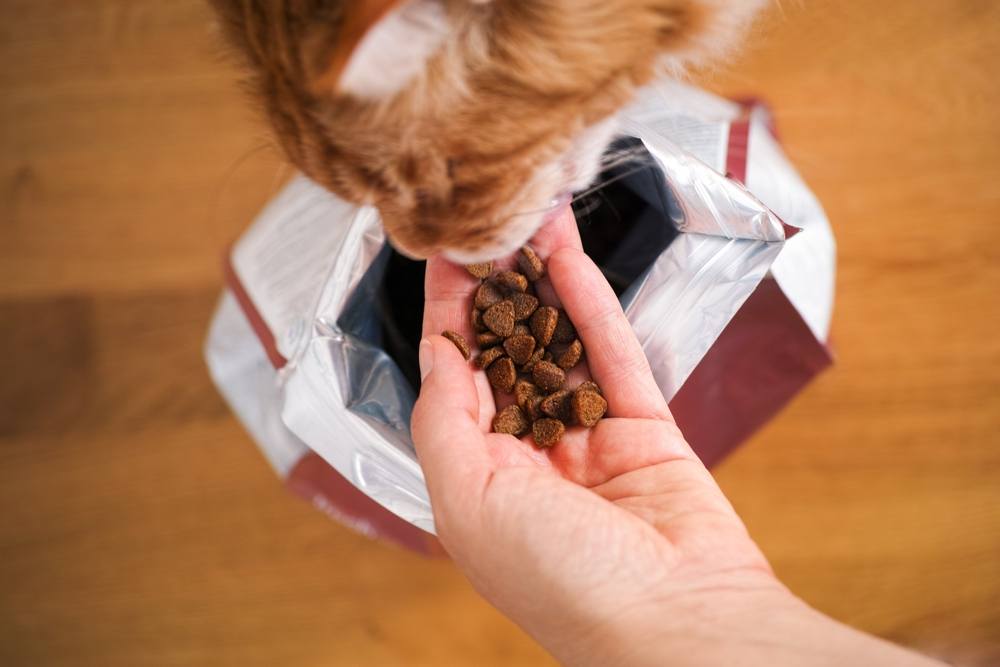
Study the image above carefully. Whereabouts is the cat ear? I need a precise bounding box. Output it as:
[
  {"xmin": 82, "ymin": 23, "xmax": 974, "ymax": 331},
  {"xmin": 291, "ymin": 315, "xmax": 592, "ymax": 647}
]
[
  {"xmin": 312, "ymin": 0, "xmax": 451, "ymax": 100},
  {"xmin": 656, "ymin": 0, "xmax": 766, "ymax": 72}
]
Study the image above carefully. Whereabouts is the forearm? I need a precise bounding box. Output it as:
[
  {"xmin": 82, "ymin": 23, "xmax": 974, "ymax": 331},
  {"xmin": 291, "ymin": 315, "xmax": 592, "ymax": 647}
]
[{"xmin": 548, "ymin": 585, "xmax": 945, "ymax": 667}]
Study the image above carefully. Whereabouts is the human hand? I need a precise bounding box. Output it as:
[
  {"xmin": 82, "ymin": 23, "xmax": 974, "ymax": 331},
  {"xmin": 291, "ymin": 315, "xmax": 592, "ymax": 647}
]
[{"xmin": 411, "ymin": 208, "xmax": 943, "ymax": 666}]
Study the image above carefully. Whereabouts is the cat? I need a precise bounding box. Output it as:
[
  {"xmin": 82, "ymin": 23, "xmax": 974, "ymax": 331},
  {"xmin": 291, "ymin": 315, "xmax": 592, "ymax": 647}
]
[{"xmin": 210, "ymin": 0, "xmax": 764, "ymax": 262}]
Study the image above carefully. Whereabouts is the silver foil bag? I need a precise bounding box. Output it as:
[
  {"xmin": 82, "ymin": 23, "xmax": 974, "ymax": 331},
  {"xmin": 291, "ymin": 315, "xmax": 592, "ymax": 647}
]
[{"xmin": 205, "ymin": 82, "xmax": 835, "ymax": 550}]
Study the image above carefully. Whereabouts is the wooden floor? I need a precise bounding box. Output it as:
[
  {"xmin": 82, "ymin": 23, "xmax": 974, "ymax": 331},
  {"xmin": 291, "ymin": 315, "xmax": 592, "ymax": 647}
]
[{"xmin": 2, "ymin": 1, "xmax": 998, "ymax": 665}]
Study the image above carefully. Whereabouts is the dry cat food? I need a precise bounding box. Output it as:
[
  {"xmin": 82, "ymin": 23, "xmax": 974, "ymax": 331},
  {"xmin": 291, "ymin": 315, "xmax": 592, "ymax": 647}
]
[
  {"xmin": 441, "ymin": 330, "xmax": 470, "ymax": 360},
  {"xmin": 442, "ymin": 248, "xmax": 608, "ymax": 448}
]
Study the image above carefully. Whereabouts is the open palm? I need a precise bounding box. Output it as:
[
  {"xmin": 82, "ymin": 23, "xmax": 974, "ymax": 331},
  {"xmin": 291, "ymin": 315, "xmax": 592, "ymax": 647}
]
[{"xmin": 411, "ymin": 209, "xmax": 785, "ymax": 663}]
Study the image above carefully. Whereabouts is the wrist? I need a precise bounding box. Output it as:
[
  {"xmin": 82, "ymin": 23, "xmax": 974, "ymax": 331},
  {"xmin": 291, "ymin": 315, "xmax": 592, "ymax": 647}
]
[
  {"xmin": 555, "ymin": 575, "xmax": 943, "ymax": 667},
  {"xmin": 590, "ymin": 572, "xmax": 794, "ymax": 666}
]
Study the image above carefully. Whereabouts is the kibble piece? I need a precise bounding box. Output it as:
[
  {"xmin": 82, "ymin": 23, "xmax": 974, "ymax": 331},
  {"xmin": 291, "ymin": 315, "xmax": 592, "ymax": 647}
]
[
  {"xmin": 511, "ymin": 292, "xmax": 539, "ymax": 321},
  {"xmin": 441, "ymin": 330, "xmax": 470, "ymax": 360},
  {"xmin": 495, "ymin": 270, "xmax": 529, "ymax": 293},
  {"xmin": 540, "ymin": 389, "xmax": 573, "ymax": 423},
  {"xmin": 519, "ymin": 346, "xmax": 545, "ymax": 373},
  {"xmin": 572, "ymin": 389, "xmax": 608, "ymax": 428},
  {"xmin": 471, "ymin": 308, "xmax": 487, "ymax": 333},
  {"xmin": 472, "ymin": 247, "xmax": 609, "ymax": 439},
  {"xmin": 486, "ymin": 356, "xmax": 517, "ymax": 392},
  {"xmin": 474, "ymin": 281, "xmax": 505, "ymax": 310},
  {"xmin": 552, "ymin": 309, "xmax": 577, "ymax": 344},
  {"xmin": 554, "ymin": 339, "xmax": 583, "ymax": 370},
  {"xmin": 532, "ymin": 360, "xmax": 566, "ymax": 392},
  {"xmin": 493, "ymin": 404, "xmax": 530, "ymax": 436},
  {"xmin": 514, "ymin": 379, "xmax": 540, "ymax": 409},
  {"xmin": 465, "ymin": 262, "xmax": 493, "ymax": 279},
  {"xmin": 476, "ymin": 331, "xmax": 501, "ymax": 348},
  {"xmin": 530, "ymin": 306, "xmax": 559, "ymax": 346},
  {"xmin": 482, "ymin": 300, "xmax": 516, "ymax": 337},
  {"xmin": 533, "ymin": 418, "xmax": 565, "ymax": 448},
  {"xmin": 503, "ymin": 334, "xmax": 536, "ymax": 365},
  {"xmin": 518, "ymin": 246, "xmax": 545, "ymax": 282},
  {"xmin": 525, "ymin": 395, "xmax": 545, "ymax": 422},
  {"xmin": 475, "ymin": 345, "xmax": 505, "ymax": 369}
]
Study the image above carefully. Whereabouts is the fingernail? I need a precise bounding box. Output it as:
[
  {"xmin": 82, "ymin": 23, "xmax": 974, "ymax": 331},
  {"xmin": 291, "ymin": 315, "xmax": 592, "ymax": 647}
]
[{"xmin": 418, "ymin": 338, "xmax": 434, "ymax": 381}]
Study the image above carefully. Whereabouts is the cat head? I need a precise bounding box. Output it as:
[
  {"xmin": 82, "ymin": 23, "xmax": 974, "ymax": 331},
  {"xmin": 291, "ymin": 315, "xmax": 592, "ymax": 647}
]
[{"xmin": 212, "ymin": 0, "xmax": 763, "ymax": 261}]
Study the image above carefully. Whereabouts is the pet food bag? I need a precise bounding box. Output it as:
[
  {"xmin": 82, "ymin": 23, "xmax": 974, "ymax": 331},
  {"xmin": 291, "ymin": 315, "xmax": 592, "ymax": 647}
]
[{"xmin": 204, "ymin": 81, "xmax": 835, "ymax": 553}]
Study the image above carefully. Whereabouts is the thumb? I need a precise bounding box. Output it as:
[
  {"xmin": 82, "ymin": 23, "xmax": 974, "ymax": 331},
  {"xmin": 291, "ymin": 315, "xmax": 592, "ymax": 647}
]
[{"xmin": 411, "ymin": 335, "xmax": 492, "ymax": 508}]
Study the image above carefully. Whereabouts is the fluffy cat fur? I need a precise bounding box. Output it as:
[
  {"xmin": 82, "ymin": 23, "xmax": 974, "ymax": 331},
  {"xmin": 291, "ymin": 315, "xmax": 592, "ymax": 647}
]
[{"xmin": 210, "ymin": 0, "xmax": 764, "ymax": 261}]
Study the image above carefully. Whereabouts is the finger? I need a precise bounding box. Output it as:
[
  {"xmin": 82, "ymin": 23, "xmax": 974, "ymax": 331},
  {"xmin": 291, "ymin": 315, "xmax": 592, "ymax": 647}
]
[
  {"xmin": 422, "ymin": 254, "xmax": 479, "ymax": 339},
  {"xmin": 525, "ymin": 205, "xmax": 582, "ymax": 307},
  {"xmin": 547, "ymin": 418, "xmax": 697, "ymax": 487},
  {"xmin": 548, "ymin": 247, "xmax": 672, "ymax": 421},
  {"xmin": 411, "ymin": 335, "xmax": 493, "ymax": 502},
  {"xmin": 421, "ymin": 257, "xmax": 498, "ymax": 430},
  {"xmin": 527, "ymin": 204, "xmax": 583, "ymax": 258}
]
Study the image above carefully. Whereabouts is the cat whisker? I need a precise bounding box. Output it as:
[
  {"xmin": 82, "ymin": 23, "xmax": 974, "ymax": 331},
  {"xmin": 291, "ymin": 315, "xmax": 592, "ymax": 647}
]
[
  {"xmin": 507, "ymin": 143, "xmax": 660, "ymax": 222},
  {"xmin": 571, "ymin": 193, "xmax": 603, "ymax": 218},
  {"xmin": 570, "ymin": 162, "xmax": 660, "ymax": 203}
]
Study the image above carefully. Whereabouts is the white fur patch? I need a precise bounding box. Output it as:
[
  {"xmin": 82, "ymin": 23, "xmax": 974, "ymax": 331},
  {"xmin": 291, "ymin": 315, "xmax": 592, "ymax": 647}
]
[
  {"xmin": 339, "ymin": 0, "xmax": 450, "ymax": 100},
  {"xmin": 562, "ymin": 117, "xmax": 621, "ymax": 192}
]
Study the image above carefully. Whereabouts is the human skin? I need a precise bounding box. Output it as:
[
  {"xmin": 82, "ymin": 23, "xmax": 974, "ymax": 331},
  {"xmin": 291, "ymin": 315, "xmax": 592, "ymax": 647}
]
[{"xmin": 411, "ymin": 208, "xmax": 944, "ymax": 666}]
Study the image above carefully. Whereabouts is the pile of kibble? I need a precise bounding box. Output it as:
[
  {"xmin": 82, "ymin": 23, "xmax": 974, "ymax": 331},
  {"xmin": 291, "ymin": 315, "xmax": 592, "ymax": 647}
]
[{"xmin": 440, "ymin": 246, "xmax": 608, "ymax": 448}]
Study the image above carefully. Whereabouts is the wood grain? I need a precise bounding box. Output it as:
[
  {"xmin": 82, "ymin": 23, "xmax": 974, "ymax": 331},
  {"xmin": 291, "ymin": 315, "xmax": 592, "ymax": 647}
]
[{"xmin": 1, "ymin": 1, "xmax": 998, "ymax": 665}]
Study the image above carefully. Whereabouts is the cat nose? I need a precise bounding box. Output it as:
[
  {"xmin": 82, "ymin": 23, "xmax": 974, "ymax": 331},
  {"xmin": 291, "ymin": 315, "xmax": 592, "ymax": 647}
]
[
  {"xmin": 440, "ymin": 235, "xmax": 522, "ymax": 265},
  {"xmin": 390, "ymin": 234, "xmax": 494, "ymax": 263},
  {"xmin": 378, "ymin": 214, "xmax": 438, "ymax": 259},
  {"xmin": 387, "ymin": 235, "xmax": 433, "ymax": 260},
  {"xmin": 384, "ymin": 217, "xmax": 496, "ymax": 262}
]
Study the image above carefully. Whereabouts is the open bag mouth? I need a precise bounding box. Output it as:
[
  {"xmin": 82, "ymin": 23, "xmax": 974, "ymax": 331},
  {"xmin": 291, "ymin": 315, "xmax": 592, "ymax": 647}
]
[{"xmin": 370, "ymin": 138, "xmax": 681, "ymax": 392}]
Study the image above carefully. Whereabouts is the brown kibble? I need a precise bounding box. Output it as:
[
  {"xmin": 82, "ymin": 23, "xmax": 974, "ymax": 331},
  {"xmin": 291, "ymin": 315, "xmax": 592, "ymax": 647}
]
[
  {"xmin": 519, "ymin": 346, "xmax": 545, "ymax": 373},
  {"xmin": 511, "ymin": 292, "xmax": 539, "ymax": 321},
  {"xmin": 483, "ymin": 300, "xmax": 516, "ymax": 337},
  {"xmin": 475, "ymin": 345, "xmax": 504, "ymax": 369},
  {"xmin": 441, "ymin": 330, "xmax": 470, "ymax": 360},
  {"xmin": 503, "ymin": 334, "xmax": 536, "ymax": 365},
  {"xmin": 474, "ymin": 281, "xmax": 505, "ymax": 310},
  {"xmin": 514, "ymin": 379, "xmax": 540, "ymax": 409},
  {"xmin": 486, "ymin": 356, "xmax": 517, "ymax": 392},
  {"xmin": 533, "ymin": 418, "xmax": 565, "ymax": 448},
  {"xmin": 460, "ymin": 246, "xmax": 604, "ymax": 441},
  {"xmin": 518, "ymin": 246, "xmax": 545, "ymax": 282},
  {"xmin": 476, "ymin": 331, "xmax": 501, "ymax": 348},
  {"xmin": 492, "ymin": 404, "xmax": 530, "ymax": 437},
  {"xmin": 532, "ymin": 360, "xmax": 566, "ymax": 392},
  {"xmin": 525, "ymin": 395, "xmax": 545, "ymax": 421},
  {"xmin": 495, "ymin": 270, "xmax": 529, "ymax": 293},
  {"xmin": 540, "ymin": 390, "xmax": 573, "ymax": 423},
  {"xmin": 465, "ymin": 262, "xmax": 493, "ymax": 279},
  {"xmin": 552, "ymin": 309, "xmax": 577, "ymax": 344},
  {"xmin": 471, "ymin": 308, "xmax": 486, "ymax": 333},
  {"xmin": 530, "ymin": 306, "xmax": 558, "ymax": 346},
  {"xmin": 572, "ymin": 390, "xmax": 608, "ymax": 428},
  {"xmin": 554, "ymin": 339, "xmax": 583, "ymax": 370}
]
